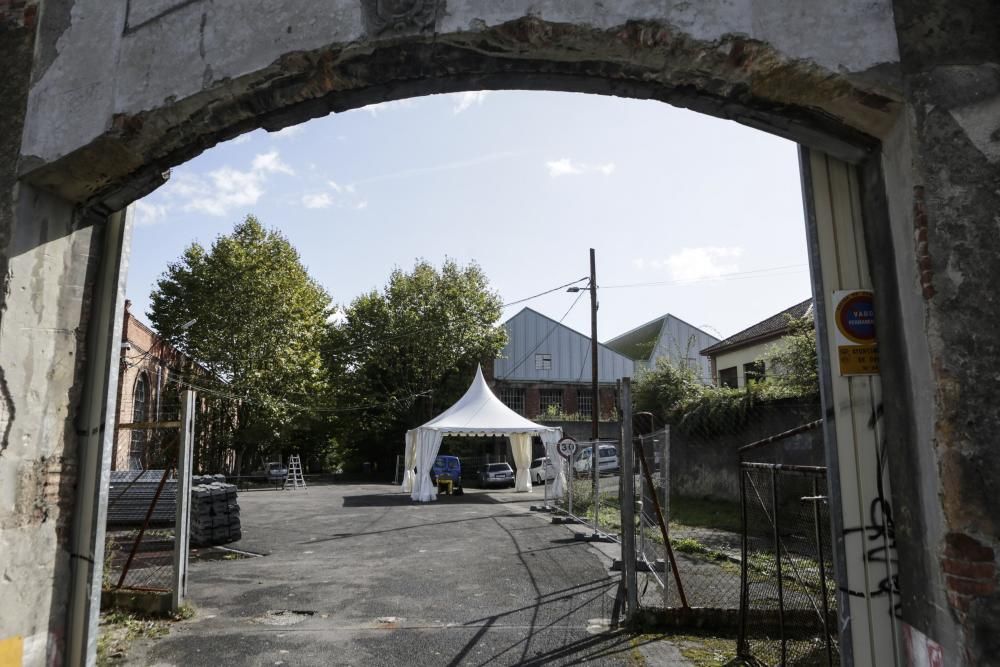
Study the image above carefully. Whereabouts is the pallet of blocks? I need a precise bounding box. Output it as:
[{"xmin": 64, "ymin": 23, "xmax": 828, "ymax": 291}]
[{"xmin": 190, "ymin": 475, "xmax": 242, "ymax": 547}]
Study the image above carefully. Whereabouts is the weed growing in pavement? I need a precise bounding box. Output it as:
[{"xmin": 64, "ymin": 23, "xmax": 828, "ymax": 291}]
[{"xmin": 96, "ymin": 606, "xmax": 194, "ymax": 665}]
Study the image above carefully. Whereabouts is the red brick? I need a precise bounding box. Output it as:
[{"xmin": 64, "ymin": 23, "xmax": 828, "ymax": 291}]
[
  {"xmin": 942, "ymin": 558, "xmax": 995, "ymax": 579},
  {"xmin": 946, "ymin": 575, "xmax": 996, "ymax": 597},
  {"xmin": 945, "ymin": 532, "xmax": 994, "ymax": 562},
  {"xmin": 947, "ymin": 590, "xmax": 970, "ymax": 613}
]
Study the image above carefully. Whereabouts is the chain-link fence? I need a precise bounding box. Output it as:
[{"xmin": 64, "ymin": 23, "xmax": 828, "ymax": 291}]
[
  {"xmin": 739, "ymin": 423, "xmax": 837, "ymax": 666},
  {"xmin": 549, "ymin": 440, "xmax": 623, "ymax": 541},
  {"xmin": 104, "ymin": 390, "xmax": 196, "ymax": 609},
  {"xmin": 105, "ymin": 468, "xmax": 179, "ymax": 592}
]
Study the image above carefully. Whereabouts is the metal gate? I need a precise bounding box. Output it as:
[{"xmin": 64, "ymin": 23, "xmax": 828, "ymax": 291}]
[{"xmin": 739, "ymin": 424, "xmax": 838, "ymax": 666}]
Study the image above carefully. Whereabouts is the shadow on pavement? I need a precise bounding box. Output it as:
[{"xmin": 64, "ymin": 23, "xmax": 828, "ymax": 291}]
[{"xmin": 342, "ymin": 492, "xmax": 502, "ymax": 507}]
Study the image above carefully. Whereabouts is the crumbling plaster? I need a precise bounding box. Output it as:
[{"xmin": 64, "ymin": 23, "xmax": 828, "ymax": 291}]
[{"xmin": 20, "ymin": 0, "xmax": 903, "ymax": 205}]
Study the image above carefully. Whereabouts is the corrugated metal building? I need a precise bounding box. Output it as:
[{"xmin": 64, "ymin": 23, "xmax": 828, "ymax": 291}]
[
  {"xmin": 604, "ymin": 313, "xmax": 720, "ymax": 384},
  {"xmin": 491, "ymin": 307, "xmax": 633, "ymax": 420}
]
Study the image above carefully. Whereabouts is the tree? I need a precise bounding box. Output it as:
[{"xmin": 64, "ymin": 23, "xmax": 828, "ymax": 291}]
[
  {"xmin": 761, "ymin": 311, "xmax": 820, "ymax": 395},
  {"xmin": 148, "ymin": 215, "xmax": 332, "ymax": 472},
  {"xmin": 325, "ymin": 259, "xmax": 507, "ymax": 472}
]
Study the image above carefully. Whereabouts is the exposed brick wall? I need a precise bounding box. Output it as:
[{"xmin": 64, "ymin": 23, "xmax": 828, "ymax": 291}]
[
  {"xmin": 943, "ymin": 532, "xmax": 997, "ymax": 614},
  {"xmin": 491, "ymin": 379, "xmax": 619, "ymax": 421},
  {"xmin": 113, "ymin": 302, "xmax": 196, "ymax": 470}
]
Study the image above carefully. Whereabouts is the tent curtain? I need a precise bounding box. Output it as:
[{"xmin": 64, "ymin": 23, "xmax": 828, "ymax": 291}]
[
  {"xmin": 540, "ymin": 429, "xmax": 565, "ymax": 498},
  {"xmin": 510, "ymin": 433, "xmax": 533, "ymax": 492},
  {"xmin": 411, "ymin": 428, "xmax": 444, "ymax": 502},
  {"xmin": 401, "ymin": 430, "xmax": 417, "ymax": 493}
]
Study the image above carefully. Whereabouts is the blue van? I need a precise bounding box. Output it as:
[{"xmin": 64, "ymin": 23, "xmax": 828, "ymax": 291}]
[{"xmin": 431, "ymin": 455, "xmax": 463, "ymax": 493}]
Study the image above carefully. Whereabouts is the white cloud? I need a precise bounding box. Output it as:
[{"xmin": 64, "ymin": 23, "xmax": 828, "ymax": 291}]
[
  {"xmin": 633, "ymin": 247, "xmax": 744, "ymax": 282},
  {"xmin": 163, "ymin": 150, "xmax": 295, "ymax": 216},
  {"xmin": 328, "ymin": 180, "xmax": 343, "ymax": 193},
  {"xmin": 545, "ymin": 158, "xmax": 615, "ymax": 177},
  {"xmin": 252, "ymin": 150, "xmax": 295, "ymax": 175},
  {"xmin": 453, "ymin": 91, "xmax": 490, "ymax": 114},
  {"xmin": 546, "ymin": 158, "xmax": 583, "ymax": 177},
  {"xmin": 355, "ymin": 200, "xmax": 368, "ymax": 210},
  {"xmin": 302, "ymin": 193, "xmax": 334, "ymax": 209},
  {"xmin": 272, "ymin": 125, "xmax": 303, "ymax": 138},
  {"xmin": 133, "ymin": 200, "xmax": 169, "ymax": 226}
]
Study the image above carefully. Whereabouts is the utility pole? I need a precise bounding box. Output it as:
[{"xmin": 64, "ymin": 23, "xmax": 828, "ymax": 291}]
[{"xmin": 589, "ymin": 247, "xmax": 599, "ymax": 442}]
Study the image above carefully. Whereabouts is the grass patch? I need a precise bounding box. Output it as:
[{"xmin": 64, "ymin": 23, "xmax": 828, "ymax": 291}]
[
  {"xmin": 97, "ymin": 605, "xmax": 193, "ymax": 665},
  {"xmin": 678, "ymin": 634, "xmax": 740, "ymax": 666},
  {"xmin": 670, "ymin": 496, "xmax": 742, "ymax": 533}
]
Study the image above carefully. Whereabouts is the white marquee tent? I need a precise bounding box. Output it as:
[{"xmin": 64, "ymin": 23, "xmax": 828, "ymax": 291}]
[{"xmin": 402, "ymin": 366, "xmax": 566, "ymax": 502}]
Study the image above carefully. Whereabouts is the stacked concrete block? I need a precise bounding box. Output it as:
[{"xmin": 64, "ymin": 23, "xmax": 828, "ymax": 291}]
[{"xmin": 189, "ymin": 476, "xmax": 241, "ymax": 547}]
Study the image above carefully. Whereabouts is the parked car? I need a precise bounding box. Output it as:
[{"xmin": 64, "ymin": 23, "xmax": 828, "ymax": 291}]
[
  {"xmin": 479, "ymin": 462, "xmax": 515, "ymax": 488},
  {"xmin": 573, "ymin": 445, "xmax": 619, "ymax": 476},
  {"xmin": 249, "ymin": 461, "xmax": 288, "ymax": 484},
  {"xmin": 529, "ymin": 457, "xmax": 557, "ymax": 485},
  {"xmin": 431, "ymin": 455, "xmax": 463, "ymax": 491}
]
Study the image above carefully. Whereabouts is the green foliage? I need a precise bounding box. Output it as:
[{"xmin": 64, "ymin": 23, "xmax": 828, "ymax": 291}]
[
  {"xmin": 148, "ymin": 215, "xmax": 332, "ymax": 470},
  {"xmin": 633, "ymin": 357, "xmax": 704, "ymax": 423},
  {"xmin": 326, "ymin": 258, "xmax": 507, "ymax": 469},
  {"xmin": 761, "ymin": 311, "xmax": 820, "ymax": 395}
]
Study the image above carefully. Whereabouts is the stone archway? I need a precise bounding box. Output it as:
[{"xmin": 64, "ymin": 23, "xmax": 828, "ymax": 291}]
[{"xmin": 2, "ymin": 2, "xmax": 998, "ymax": 666}]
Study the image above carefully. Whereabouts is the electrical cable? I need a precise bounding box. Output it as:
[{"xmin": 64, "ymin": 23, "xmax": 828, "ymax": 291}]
[
  {"xmin": 501, "ymin": 276, "xmax": 589, "ymax": 308},
  {"xmin": 497, "ymin": 288, "xmax": 587, "ymax": 381}
]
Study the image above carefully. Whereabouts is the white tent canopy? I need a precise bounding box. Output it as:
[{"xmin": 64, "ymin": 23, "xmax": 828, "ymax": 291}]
[{"xmin": 402, "ymin": 366, "xmax": 565, "ymax": 502}]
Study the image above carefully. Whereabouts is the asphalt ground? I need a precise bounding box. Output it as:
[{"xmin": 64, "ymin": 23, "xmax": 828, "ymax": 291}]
[{"xmin": 128, "ymin": 483, "xmax": 692, "ymax": 666}]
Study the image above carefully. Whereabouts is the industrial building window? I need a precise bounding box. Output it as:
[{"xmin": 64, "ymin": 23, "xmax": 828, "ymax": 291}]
[
  {"xmin": 719, "ymin": 366, "xmax": 738, "ymax": 388},
  {"xmin": 499, "ymin": 387, "xmax": 525, "ymax": 415},
  {"xmin": 535, "ymin": 353, "xmax": 552, "ymax": 370},
  {"xmin": 540, "ymin": 389, "xmax": 562, "ymax": 415},
  {"xmin": 129, "ymin": 373, "xmax": 149, "ymax": 470},
  {"xmin": 743, "ymin": 361, "xmax": 766, "ymax": 384},
  {"xmin": 576, "ymin": 390, "xmax": 593, "ymax": 418}
]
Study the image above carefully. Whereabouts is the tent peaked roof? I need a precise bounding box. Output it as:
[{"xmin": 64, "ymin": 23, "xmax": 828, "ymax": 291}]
[{"xmin": 418, "ymin": 365, "xmax": 557, "ymax": 436}]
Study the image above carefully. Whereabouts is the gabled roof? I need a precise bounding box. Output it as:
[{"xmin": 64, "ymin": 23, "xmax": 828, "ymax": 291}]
[
  {"xmin": 700, "ymin": 298, "xmax": 813, "ymax": 356},
  {"xmin": 507, "ymin": 307, "xmax": 624, "ymax": 357},
  {"xmin": 604, "ymin": 313, "xmax": 719, "ymax": 362}
]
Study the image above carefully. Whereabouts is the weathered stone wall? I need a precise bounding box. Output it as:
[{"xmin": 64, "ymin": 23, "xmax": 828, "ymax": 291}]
[
  {"xmin": 2, "ymin": 0, "xmax": 999, "ymax": 664},
  {"xmin": 887, "ymin": 2, "xmax": 1000, "ymax": 663}
]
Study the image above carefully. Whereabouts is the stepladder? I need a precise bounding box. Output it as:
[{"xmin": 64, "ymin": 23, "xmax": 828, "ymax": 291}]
[{"xmin": 283, "ymin": 454, "xmax": 307, "ymax": 490}]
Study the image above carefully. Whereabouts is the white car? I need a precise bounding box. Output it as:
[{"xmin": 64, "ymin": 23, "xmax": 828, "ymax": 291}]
[
  {"xmin": 573, "ymin": 445, "xmax": 619, "ymax": 475},
  {"xmin": 529, "ymin": 457, "xmax": 558, "ymax": 485}
]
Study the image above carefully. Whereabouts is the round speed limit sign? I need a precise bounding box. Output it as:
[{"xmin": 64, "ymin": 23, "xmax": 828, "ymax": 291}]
[{"xmin": 556, "ymin": 437, "xmax": 578, "ymax": 460}]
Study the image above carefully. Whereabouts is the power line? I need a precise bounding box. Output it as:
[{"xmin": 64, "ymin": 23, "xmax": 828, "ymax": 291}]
[
  {"xmin": 501, "ymin": 276, "xmax": 589, "ymax": 308},
  {"xmin": 497, "ymin": 289, "xmax": 587, "ymax": 381}
]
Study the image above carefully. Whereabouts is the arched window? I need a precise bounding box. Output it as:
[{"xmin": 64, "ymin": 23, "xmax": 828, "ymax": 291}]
[{"xmin": 128, "ymin": 374, "xmax": 150, "ymax": 469}]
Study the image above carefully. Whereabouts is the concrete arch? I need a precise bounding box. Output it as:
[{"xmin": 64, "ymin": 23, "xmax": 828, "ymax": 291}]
[
  {"xmin": 2, "ymin": 2, "xmax": 999, "ymax": 666},
  {"xmin": 20, "ymin": 3, "xmax": 901, "ymax": 206}
]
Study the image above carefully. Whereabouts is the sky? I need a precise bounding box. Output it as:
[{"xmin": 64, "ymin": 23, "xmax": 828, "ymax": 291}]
[{"xmin": 128, "ymin": 90, "xmax": 812, "ymax": 345}]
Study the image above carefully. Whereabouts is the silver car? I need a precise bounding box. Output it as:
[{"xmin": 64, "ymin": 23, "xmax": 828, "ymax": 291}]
[{"xmin": 479, "ymin": 462, "xmax": 515, "ymax": 488}]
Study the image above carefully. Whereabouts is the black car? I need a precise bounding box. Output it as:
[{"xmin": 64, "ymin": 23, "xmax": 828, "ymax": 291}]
[{"xmin": 479, "ymin": 462, "xmax": 515, "ymax": 488}]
